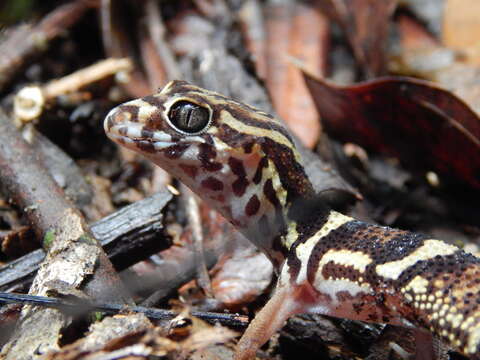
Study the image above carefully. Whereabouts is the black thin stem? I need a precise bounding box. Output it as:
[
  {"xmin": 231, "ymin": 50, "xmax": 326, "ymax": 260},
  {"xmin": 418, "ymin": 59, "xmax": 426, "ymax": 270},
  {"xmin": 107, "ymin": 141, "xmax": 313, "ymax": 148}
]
[{"xmin": 0, "ymin": 292, "xmax": 248, "ymax": 328}]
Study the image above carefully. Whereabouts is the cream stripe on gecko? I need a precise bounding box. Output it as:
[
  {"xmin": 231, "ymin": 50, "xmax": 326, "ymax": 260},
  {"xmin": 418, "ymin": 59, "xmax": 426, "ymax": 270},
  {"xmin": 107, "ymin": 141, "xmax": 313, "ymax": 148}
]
[{"xmin": 105, "ymin": 80, "xmax": 480, "ymax": 360}]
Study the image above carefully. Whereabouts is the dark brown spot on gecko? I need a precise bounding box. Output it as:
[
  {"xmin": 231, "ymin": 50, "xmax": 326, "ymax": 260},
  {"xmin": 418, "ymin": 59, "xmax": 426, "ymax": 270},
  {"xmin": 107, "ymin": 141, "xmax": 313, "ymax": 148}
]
[
  {"xmin": 217, "ymin": 123, "xmax": 243, "ymax": 145},
  {"xmin": 137, "ymin": 140, "xmax": 155, "ymax": 153},
  {"xmin": 336, "ymin": 291, "xmax": 355, "ymax": 303},
  {"xmin": 245, "ymin": 195, "xmax": 260, "ymax": 216},
  {"xmin": 146, "ymin": 110, "xmax": 167, "ymax": 131},
  {"xmin": 243, "ymin": 141, "xmax": 254, "ymax": 154},
  {"xmin": 253, "ymin": 157, "xmax": 268, "ymax": 184},
  {"xmin": 229, "ymin": 156, "xmax": 249, "ymax": 197},
  {"xmin": 201, "ymin": 177, "xmax": 224, "ymax": 191},
  {"xmin": 352, "ymin": 301, "xmax": 365, "ymax": 315},
  {"xmin": 263, "ymin": 179, "xmax": 280, "ymax": 209},
  {"xmin": 287, "ymin": 243, "xmax": 302, "ymax": 281},
  {"xmin": 164, "ymin": 144, "xmax": 189, "ymax": 159},
  {"xmin": 232, "ymin": 177, "xmax": 249, "ymax": 197},
  {"xmin": 228, "ymin": 157, "xmax": 247, "ymax": 177},
  {"xmin": 261, "ymin": 139, "xmax": 314, "ymax": 202},
  {"xmin": 198, "ymin": 143, "xmax": 223, "ymax": 172}
]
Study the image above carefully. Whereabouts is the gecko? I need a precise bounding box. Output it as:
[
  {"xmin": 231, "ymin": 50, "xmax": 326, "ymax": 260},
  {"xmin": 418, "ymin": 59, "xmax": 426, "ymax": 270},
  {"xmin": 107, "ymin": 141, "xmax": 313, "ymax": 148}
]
[{"xmin": 104, "ymin": 80, "xmax": 480, "ymax": 359}]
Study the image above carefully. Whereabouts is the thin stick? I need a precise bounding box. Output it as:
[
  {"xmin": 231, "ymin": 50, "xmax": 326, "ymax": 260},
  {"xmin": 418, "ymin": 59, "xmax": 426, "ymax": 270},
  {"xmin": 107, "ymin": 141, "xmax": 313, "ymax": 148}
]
[
  {"xmin": 43, "ymin": 58, "xmax": 132, "ymax": 99},
  {"xmin": 0, "ymin": 292, "xmax": 248, "ymax": 328}
]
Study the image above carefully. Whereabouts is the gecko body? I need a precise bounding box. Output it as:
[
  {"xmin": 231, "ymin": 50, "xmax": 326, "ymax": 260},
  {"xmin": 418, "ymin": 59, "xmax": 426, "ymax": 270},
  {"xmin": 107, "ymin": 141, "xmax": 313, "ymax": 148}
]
[{"xmin": 105, "ymin": 80, "xmax": 480, "ymax": 359}]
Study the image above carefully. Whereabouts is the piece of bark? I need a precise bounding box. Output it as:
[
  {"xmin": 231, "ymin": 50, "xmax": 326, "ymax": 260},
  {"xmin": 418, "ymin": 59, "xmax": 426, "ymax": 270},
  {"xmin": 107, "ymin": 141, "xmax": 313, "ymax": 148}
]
[
  {"xmin": 42, "ymin": 313, "xmax": 239, "ymax": 360},
  {"xmin": 281, "ymin": 315, "xmax": 384, "ymax": 359},
  {"xmin": 0, "ymin": 191, "xmax": 172, "ymax": 292},
  {"xmin": 0, "ymin": 109, "xmax": 131, "ymax": 359}
]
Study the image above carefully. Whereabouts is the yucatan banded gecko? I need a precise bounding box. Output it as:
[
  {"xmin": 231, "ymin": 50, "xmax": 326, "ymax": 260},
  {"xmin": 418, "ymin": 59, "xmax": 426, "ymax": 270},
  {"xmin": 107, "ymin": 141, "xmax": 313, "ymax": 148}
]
[{"xmin": 104, "ymin": 80, "xmax": 480, "ymax": 359}]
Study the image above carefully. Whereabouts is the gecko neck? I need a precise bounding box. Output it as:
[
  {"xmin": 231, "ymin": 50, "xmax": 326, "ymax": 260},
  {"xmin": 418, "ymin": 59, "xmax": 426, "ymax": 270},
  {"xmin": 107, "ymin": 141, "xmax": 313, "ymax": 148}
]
[{"xmin": 216, "ymin": 141, "xmax": 328, "ymax": 268}]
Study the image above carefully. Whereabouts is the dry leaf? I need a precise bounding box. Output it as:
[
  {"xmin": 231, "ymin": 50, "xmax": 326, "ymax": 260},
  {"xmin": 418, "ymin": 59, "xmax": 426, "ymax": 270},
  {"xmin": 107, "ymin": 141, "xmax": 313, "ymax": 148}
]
[{"xmin": 304, "ymin": 74, "xmax": 480, "ymax": 190}]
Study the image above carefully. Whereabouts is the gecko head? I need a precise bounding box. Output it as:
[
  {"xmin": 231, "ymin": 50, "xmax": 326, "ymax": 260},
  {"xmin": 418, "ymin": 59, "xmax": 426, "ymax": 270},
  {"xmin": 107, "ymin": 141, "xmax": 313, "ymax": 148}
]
[
  {"xmin": 105, "ymin": 81, "xmax": 214, "ymax": 157},
  {"xmin": 104, "ymin": 80, "xmax": 298, "ymax": 181}
]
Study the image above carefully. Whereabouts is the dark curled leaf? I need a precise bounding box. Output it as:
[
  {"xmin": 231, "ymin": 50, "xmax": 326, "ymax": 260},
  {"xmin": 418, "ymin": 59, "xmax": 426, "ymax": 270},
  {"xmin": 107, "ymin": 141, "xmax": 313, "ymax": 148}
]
[{"xmin": 304, "ymin": 74, "xmax": 480, "ymax": 190}]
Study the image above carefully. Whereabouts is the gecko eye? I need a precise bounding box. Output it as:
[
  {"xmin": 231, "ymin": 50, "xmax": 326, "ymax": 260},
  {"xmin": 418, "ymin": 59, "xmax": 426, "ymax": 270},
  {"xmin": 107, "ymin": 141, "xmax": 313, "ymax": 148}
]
[{"xmin": 168, "ymin": 101, "xmax": 211, "ymax": 134}]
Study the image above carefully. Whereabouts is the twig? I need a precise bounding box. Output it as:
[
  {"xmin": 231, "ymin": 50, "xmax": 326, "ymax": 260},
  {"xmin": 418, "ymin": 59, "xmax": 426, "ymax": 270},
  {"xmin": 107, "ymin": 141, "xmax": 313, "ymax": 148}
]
[
  {"xmin": 14, "ymin": 58, "xmax": 132, "ymax": 124},
  {"xmin": 45, "ymin": 58, "xmax": 132, "ymax": 98},
  {"xmin": 0, "ymin": 292, "xmax": 249, "ymax": 328}
]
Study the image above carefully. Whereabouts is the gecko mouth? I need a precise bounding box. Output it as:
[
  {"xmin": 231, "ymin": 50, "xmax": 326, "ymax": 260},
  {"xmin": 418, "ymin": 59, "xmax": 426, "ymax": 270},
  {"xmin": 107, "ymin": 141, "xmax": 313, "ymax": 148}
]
[{"xmin": 104, "ymin": 107, "xmax": 174, "ymax": 150}]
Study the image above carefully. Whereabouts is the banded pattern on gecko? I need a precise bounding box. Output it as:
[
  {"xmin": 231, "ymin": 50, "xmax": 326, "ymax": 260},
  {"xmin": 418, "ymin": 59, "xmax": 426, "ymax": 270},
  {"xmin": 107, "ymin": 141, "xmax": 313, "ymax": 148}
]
[{"xmin": 105, "ymin": 80, "xmax": 480, "ymax": 359}]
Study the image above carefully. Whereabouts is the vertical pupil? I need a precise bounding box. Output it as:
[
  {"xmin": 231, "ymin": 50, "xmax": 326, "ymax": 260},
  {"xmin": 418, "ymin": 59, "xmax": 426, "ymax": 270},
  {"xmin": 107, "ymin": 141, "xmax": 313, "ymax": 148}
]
[{"xmin": 169, "ymin": 101, "xmax": 209, "ymax": 133}]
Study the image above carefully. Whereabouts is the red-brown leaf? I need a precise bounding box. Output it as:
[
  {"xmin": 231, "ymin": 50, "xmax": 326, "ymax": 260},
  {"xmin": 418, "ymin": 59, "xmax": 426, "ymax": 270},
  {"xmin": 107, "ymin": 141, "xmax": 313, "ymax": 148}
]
[{"xmin": 304, "ymin": 74, "xmax": 480, "ymax": 189}]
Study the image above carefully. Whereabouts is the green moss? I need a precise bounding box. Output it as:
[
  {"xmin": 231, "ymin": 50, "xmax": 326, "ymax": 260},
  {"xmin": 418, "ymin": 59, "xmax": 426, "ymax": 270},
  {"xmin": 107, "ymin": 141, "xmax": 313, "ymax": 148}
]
[
  {"xmin": 43, "ymin": 229, "xmax": 55, "ymax": 249},
  {"xmin": 91, "ymin": 311, "xmax": 104, "ymax": 322}
]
